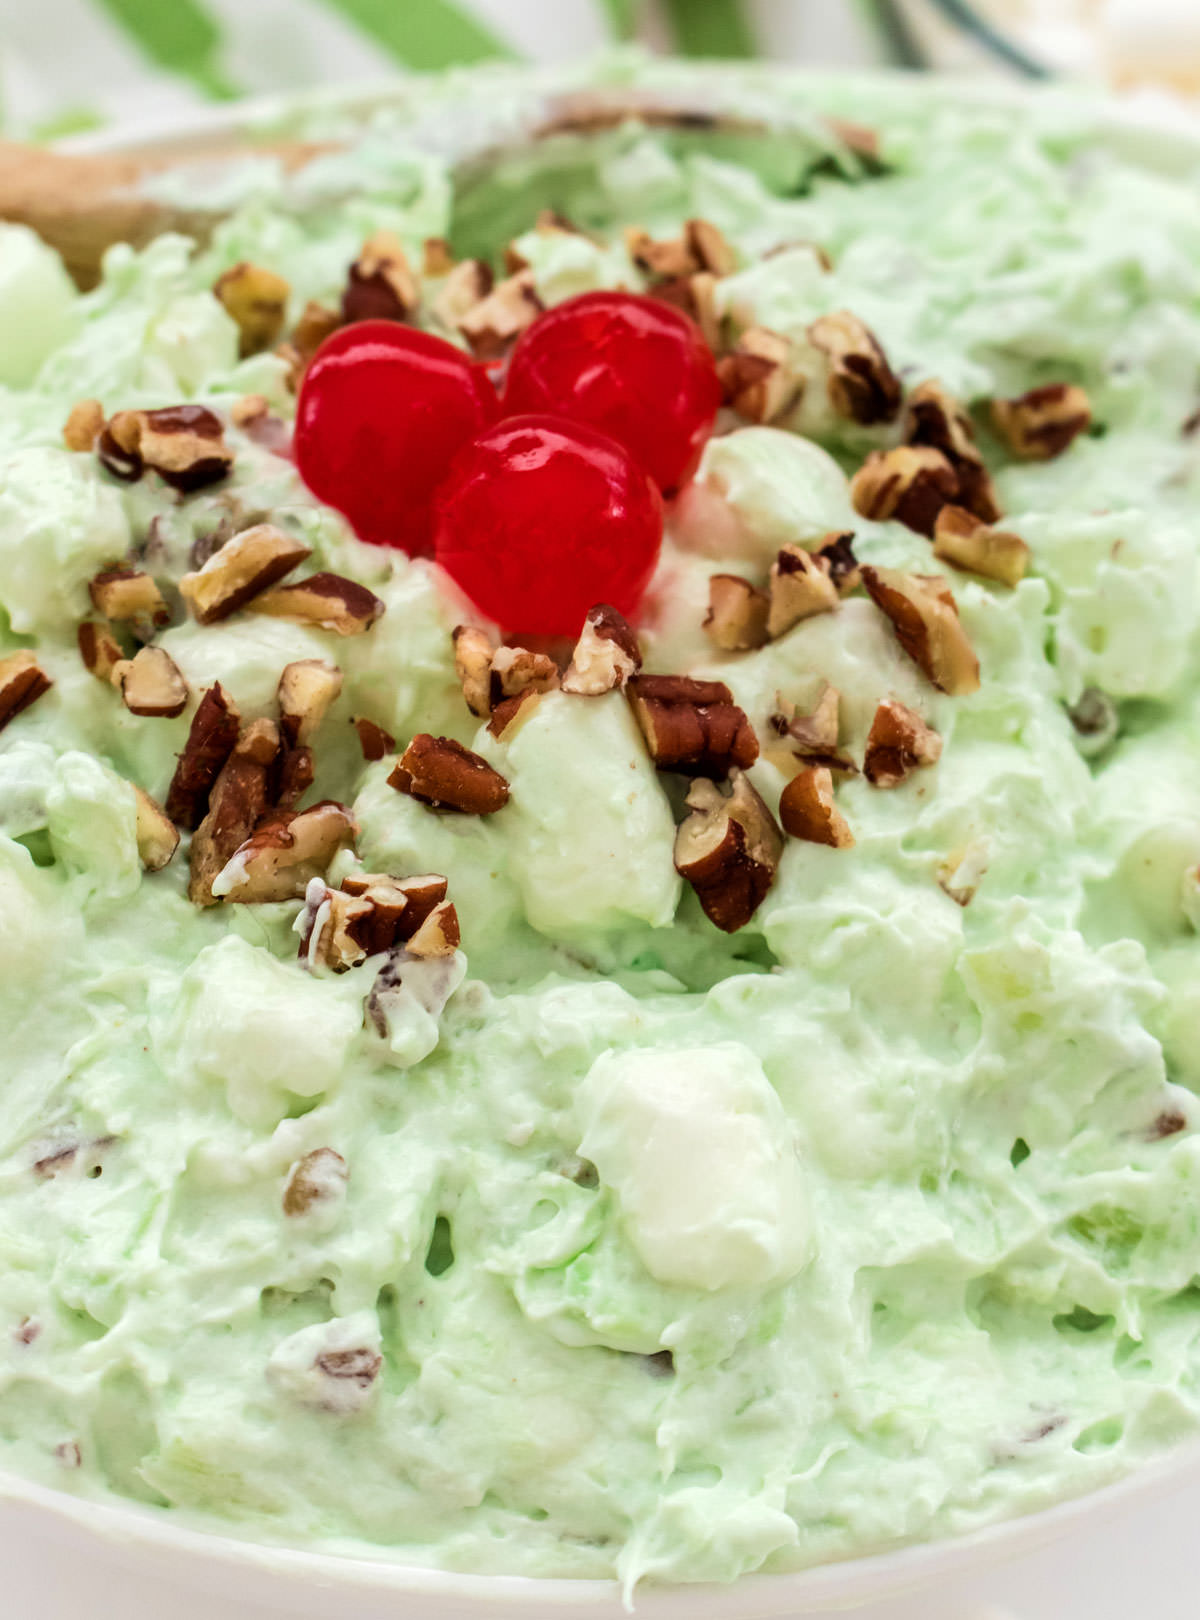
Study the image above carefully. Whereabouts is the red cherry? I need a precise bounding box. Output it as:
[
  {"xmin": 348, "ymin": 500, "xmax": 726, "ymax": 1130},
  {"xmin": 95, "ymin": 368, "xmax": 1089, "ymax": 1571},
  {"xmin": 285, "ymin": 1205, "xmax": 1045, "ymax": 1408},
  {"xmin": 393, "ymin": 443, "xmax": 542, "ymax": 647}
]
[
  {"xmin": 295, "ymin": 321, "xmax": 499, "ymax": 557},
  {"xmin": 503, "ymin": 291, "xmax": 721, "ymax": 494},
  {"xmin": 433, "ymin": 415, "xmax": 663, "ymax": 636}
]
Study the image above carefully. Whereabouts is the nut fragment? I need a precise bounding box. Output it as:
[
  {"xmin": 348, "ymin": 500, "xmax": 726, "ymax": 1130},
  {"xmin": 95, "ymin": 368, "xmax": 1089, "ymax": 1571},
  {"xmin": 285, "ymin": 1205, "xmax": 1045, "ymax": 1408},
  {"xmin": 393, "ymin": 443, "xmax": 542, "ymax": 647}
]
[
  {"xmin": 132, "ymin": 785, "xmax": 180, "ymax": 871},
  {"xmin": 561, "ymin": 604, "xmax": 642, "ymax": 696},
  {"xmin": 716, "ymin": 328, "xmax": 801, "ymax": 424},
  {"xmin": 247, "ymin": 572, "xmax": 384, "ymax": 635},
  {"xmin": 432, "ymin": 259, "xmax": 494, "ymax": 329},
  {"xmin": 863, "ymin": 698, "xmax": 943, "ymax": 787},
  {"xmin": 77, "ymin": 621, "xmax": 125, "ymax": 683},
  {"xmin": 455, "ymin": 270, "xmax": 543, "ymax": 359},
  {"xmin": 114, "ymin": 645, "xmax": 189, "ymax": 718},
  {"xmin": 453, "ymin": 625, "xmax": 497, "ymax": 717},
  {"xmin": 704, "ymin": 574, "xmax": 769, "ymax": 651},
  {"xmin": 389, "ymin": 734, "xmax": 510, "ymax": 815},
  {"xmin": 938, "ymin": 840, "xmax": 990, "ymax": 906},
  {"xmin": 0, "ymin": 653, "xmax": 51, "ymax": 735},
  {"xmin": 422, "ymin": 237, "xmax": 456, "ymax": 276},
  {"xmin": 905, "ymin": 379, "xmax": 1000, "ymax": 522},
  {"xmin": 342, "ymin": 871, "xmax": 448, "ymax": 945},
  {"xmin": 674, "ymin": 769, "xmax": 783, "ymax": 933},
  {"xmin": 63, "ymin": 399, "xmax": 104, "ymax": 452},
  {"xmin": 807, "ymin": 310, "xmax": 902, "ymax": 425},
  {"xmin": 284, "ymin": 1147, "xmax": 349, "ymax": 1216},
  {"xmin": 165, "ymin": 682, "xmax": 241, "ymax": 829},
  {"xmin": 779, "ymin": 765, "xmax": 855, "ymax": 848},
  {"xmin": 489, "ymin": 645, "xmax": 560, "ymax": 706},
  {"xmin": 187, "ymin": 718, "xmax": 280, "ymax": 906},
  {"xmin": 1066, "ymin": 688, "xmax": 1118, "ymax": 757},
  {"xmin": 99, "ymin": 405, "xmax": 234, "ymax": 493},
  {"xmin": 298, "ymin": 883, "xmax": 372, "ymax": 973},
  {"xmin": 990, "ymin": 383, "xmax": 1092, "ymax": 461},
  {"xmin": 850, "ymin": 446, "xmax": 959, "ymax": 537},
  {"xmin": 277, "ymin": 300, "xmax": 341, "ymax": 390},
  {"xmin": 213, "ymin": 261, "xmax": 290, "ymax": 356},
  {"xmin": 275, "ymin": 745, "xmax": 315, "ymax": 812},
  {"xmin": 628, "ymin": 674, "xmax": 758, "ymax": 778},
  {"xmin": 352, "ymin": 716, "xmax": 396, "ymax": 762},
  {"xmin": 277, "ymin": 659, "xmax": 343, "ymax": 747},
  {"xmin": 486, "ymin": 687, "xmax": 543, "ymax": 741},
  {"xmin": 767, "ymin": 545, "xmax": 840, "ymax": 639},
  {"xmin": 88, "ymin": 567, "xmax": 169, "ymax": 629},
  {"xmin": 809, "ymin": 531, "xmax": 860, "ymax": 596},
  {"xmin": 860, "ymin": 567, "xmax": 980, "ymax": 695},
  {"xmin": 684, "ymin": 218, "xmax": 736, "ymax": 276},
  {"xmin": 932, "ymin": 505, "xmax": 1029, "ymax": 588},
  {"xmin": 404, "ymin": 899, "xmax": 461, "ymax": 958},
  {"xmin": 180, "ymin": 523, "xmax": 310, "ymax": 624},
  {"xmin": 625, "ymin": 218, "xmax": 735, "ymax": 279},
  {"xmin": 768, "ymin": 684, "xmax": 856, "ymax": 774},
  {"xmin": 213, "ymin": 801, "xmax": 358, "ymax": 903},
  {"xmin": 342, "ymin": 230, "xmax": 419, "ymax": 324}
]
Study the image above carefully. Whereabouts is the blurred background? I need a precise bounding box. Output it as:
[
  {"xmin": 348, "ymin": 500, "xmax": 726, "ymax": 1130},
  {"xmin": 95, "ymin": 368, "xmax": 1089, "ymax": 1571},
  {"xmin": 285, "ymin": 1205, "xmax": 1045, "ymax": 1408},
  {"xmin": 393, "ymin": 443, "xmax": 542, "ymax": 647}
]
[{"xmin": 2, "ymin": 0, "xmax": 1199, "ymax": 140}]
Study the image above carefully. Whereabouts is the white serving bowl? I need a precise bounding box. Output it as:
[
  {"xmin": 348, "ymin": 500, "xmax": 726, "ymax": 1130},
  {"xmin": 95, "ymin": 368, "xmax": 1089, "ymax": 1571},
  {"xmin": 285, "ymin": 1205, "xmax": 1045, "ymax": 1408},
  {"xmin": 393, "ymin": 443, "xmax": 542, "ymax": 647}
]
[{"xmin": 18, "ymin": 72, "xmax": 1200, "ymax": 1620}]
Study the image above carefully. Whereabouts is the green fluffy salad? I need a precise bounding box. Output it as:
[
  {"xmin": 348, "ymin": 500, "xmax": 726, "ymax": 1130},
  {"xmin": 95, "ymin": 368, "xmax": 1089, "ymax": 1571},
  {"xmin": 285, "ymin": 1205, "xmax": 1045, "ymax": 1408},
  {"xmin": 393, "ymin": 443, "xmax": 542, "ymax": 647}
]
[{"xmin": 0, "ymin": 58, "xmax": 1199, "ymax": 1595}]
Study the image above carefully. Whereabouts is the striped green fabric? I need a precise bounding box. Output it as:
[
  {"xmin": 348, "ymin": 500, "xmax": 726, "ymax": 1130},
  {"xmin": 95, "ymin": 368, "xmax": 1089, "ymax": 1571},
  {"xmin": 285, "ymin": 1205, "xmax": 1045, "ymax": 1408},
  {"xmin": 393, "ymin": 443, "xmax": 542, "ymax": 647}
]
[{"xmin": 310, "ymin": 0, "xmax": 515, "ymax": 72}]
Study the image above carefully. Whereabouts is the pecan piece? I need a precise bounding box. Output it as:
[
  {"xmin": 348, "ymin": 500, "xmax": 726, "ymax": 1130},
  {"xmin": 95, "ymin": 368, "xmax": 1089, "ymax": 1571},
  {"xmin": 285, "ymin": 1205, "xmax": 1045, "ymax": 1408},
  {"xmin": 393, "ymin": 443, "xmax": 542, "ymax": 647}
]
[
  {"xmin": 212, "ymin": 801, "xmax": 357, "ymax": 903},
  {"xmin": 990, "ymin": 383, "xmax": 1092, "ymax": 461},
  {"xmin": 298, "ymin": 882, "xmax": 372, "ymax": 973},
  {"xmin": 625, "ymin": 218, "xmax": 735, "ymax": 279},
  {"xmin": 932, "ymin": 505, "xmax": 1029, "ymax": 588},
  {"xmin": 779, "ymin": 765, "xmax": 854, "ymax": 848},
  {"xmin": 187, "ymin": 718, "xmax": 280, "ymax": 906},
  {"xmin": 0, "ymin": 654, "xmax": 52, "ymax": 733},
  {"xmin": 432, "ymin": 259, "xmax": 494, "ymax": 330},
  {"xmin": 132, "ymin": 785, "xmax": 180, "ymax": 872},
  {"xmin": 561, "ymin": 604, "xmax": 642, "ymax": 696},
  {"xmin": 628, "ymin": 674, "xmax": 758, "ymax": 778},
  {"xmin": 905, "ymin": 379, "xmax": 1000, "ymax": 523},
  {"xmin": 456, "ymin": 270, "xmax": 543, "ymax": 359},
  {"xmin": 453, "ymin": 625, "xmax": 497, "ymax": 717},
  {"xmin": 103, "ymin": 405, "xmax": 234, "ymax": 493},
  {"xmin": 247, "ymin": 572, "xmax": 384, "ymax": 635},
  {"xmin": 277, "ymin": 300, "xmax": 341, "ymax": 391},
  {"xmin": 807, "ymin": 310, "xmax": 902, "ymax": 425},
  {"xmin": 489, "ymin": 645, "xmax": 560, "ymax": 707},
  {"xmin": 180, "ymin": 523, "xmax": 310, "ymax": 624},
  {"xmin": 863, "ymin": 698, "xmax": 943, "ymax": 787},
  {"xmin": 389, "ymin": 735, "xmax": 510, "ymax": 815},
  {"xmin": 62, "ymin": 399, "xmax": 104, "ymax": 452},
  {"xmin": 166, "ymin": 683, "xmax": 241, "ymax": 830},
  {"xmin": 674, "ymin": 769, "xmax": 783, "ymax": 933},
  {"xmin": 113, "ymin": 645, "xmax": 189, "ymax": 718},
  {"xmin": 768, "ymin": 684, "xmax": 856, "ymax": 774},
  {"xmin": 88, "ymin": 567, "xmax": 169, "ymax": 630},
  {"xmin": 861, "ymin": 567, "xmax": 980, "ymax": 695},
  {"xmin": 850, "ymin": 445, "xmax": 959, "ymax": 537},
  {"xmin": 213, "ymin": 261, "xmax": 291, "ymax": 356},
  {"xmin": 275, "ymin": 745, "xmax": 315, "ymax": 812},
  {"xmin": 284, "ymin": 1147, "xmax": 349, "ymax": 1216},
  {"xmin": 352, "ymin": 716, "xmax": 396, "ymax": 762},
  {"xmin": 342, "ymin": 871, "xmax": 448, "ymax": 946},
  {"xmin": 684, "ymin": 218, "xmax": 736, "ymax": 277},
  {"xmin": 716, "ymin": 328, "xmax": 801, "ymax": 424},
  {"xmin": 422, "ymin": 237, "xmax": 456, "ymax": 276},
  {"xmin": 342, "ymin": 230, "xmax": 419, "ymax": 324},
  {"xmin": 704, "ymin": 574, "xmax": 769, "ymax": 652},
  {"xmin": 486, "ymin": 687, "xmax": 544, "ymax": 741},
  {"xmin": 96, "ymin": 409, "xmax": 144, "ymax": 481},
  {"xmin": 404, "ymin": 899, "xmax": 461, "ymax": 958},
  {"xmin": 767, "ymin": 545, "xmax": 840, "ymax": 639},
  {"xmin": 77, "ymin": 621, "xmax": 125, "ymax": 683},
  {"xmin": 277, "ymin": 659, "xmax": 343, "ymax": 747},
  {"xmin": 810, "ymin": 531, "xmax": 860, "ymax": 596}
]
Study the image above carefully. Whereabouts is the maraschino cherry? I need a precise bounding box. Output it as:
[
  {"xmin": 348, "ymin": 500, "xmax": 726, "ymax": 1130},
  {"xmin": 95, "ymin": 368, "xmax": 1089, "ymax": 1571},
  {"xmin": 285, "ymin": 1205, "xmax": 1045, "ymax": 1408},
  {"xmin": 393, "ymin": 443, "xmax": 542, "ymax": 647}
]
[
  {"xmin": 503, "ymin": 291, "xmax": 721, "ymax": 494},
  {"xmin": 294, "ymin": 321, "xmax": 499, "ymax": 557},
  {"xmin": 433, "ymin": 415, "xmax": 662, "ymax": 636}
]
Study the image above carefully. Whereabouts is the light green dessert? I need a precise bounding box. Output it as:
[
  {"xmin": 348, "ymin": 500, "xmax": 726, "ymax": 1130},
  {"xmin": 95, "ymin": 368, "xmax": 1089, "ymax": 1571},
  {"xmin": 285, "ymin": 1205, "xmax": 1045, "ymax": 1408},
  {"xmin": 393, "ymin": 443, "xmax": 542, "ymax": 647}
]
[{"xmin": 1, "ymin": 60, "xmax": 1200, "ymax": 1596}]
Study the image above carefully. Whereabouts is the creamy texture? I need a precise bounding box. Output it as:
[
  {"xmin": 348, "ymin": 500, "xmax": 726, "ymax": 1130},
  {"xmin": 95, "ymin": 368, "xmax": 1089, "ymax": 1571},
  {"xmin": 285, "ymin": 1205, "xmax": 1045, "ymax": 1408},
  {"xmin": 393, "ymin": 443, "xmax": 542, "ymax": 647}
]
[{"xmin": 0, "ymin": 61, "xmax": 1199, "ymax": 1595}]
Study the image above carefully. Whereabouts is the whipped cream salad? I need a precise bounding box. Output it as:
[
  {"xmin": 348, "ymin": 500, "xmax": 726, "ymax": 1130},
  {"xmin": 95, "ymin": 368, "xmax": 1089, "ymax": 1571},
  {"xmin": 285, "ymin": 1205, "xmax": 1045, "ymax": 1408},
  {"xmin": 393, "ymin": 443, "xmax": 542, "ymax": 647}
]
[{"xmin": 0, "ymin": 62, "xmax": 1199, "ymax": 1594}]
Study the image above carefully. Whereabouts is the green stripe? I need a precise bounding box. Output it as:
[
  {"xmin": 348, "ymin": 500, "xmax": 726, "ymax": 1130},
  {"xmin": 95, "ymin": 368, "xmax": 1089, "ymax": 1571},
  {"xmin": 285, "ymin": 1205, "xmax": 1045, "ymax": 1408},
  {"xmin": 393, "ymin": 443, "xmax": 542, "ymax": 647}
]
[
  {"xmin": 315, "ymin": 0, "xmax": 514, "ymax": 69},
  {"xmin": 663, "ymin": 0, "xmax": 756, "ymax": 58},
  {"xmin": 596, "ymin": 0, "xmax": 638, "ymax": 39},
  {"xmin": 95, "ymin": 0, "xmax": 239, "ymax": 99}
]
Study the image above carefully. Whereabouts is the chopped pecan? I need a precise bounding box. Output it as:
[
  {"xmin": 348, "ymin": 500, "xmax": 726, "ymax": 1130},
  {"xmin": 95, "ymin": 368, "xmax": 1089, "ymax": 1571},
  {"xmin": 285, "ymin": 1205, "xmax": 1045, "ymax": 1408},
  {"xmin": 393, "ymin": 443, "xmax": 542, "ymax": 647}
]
[
  {"xmin": 230, "ymin": 393, "xmax": 270, "ymax": 430},
  {"xmin": 188, "ymin": 717, "xmax": 280, "ymax": 906},
  {"xmin": 685, "ymin": 218, "xmax": 736, "ymax": 276},
  {"xmin": 284, "ymin": 1147, "xmax": 349, "ymax": 1216},
  {"xmin": 96, "ymin": 409, "xmax": 144, "ymax": 481},
  {"xmin": 932, "ymin": 504, "xmax": 1029, "ymax": 588},
  {"xmin": 62, "ymin": 398, "xmax": 104, "ymax": 452},
  {"xmin": 456, "ymin": 270, "xmax": 543, "ymax": 359},
  {"xmin": 938, "ymin": 840, "xmax": 989, "ymax": 907},
  {"xmin": 432, "ymin": 259, "xmax": 494, "ymax": 329},
  {"xmin": 1066, "ymin": 688, "xmax": 1118, "ymax": 757},
  {"xmin": 404, "ymin": 899, "xmax": 461, "ymax": 958},
  {"xmin": 132, "ymin": 785, "xmax": 180, "ymax": 872},
  {"xmin": 704, "ymin": 574, "xmax": 769, "ymax": 652},
  {"xmin": 686, "ymin": 270, "xmax": 723, "ymax": 352},
  {"xmin": 352, "ymin": 716, "xmax": 396, "ymax": 762},
  {"xmin": 487, "ymin": 687, "xmax": 543, "ymax": 741},
  {"xmin": 863, "ymin": 698, "xmax": 943, "ymax": 787},
  {"xmin": 342, "ymin": 230, "xmax": 419, "ymax": 324},
  {"xmin": 298, "ymin": 882, "xmax": 372, "ymax": 973},
  {"xmin": 100, "ymin": 406, "xmax": 234, "ymax": 493},
  {"xmin": 113, "ymin": 645, "xmax": 189, "ymax": 718},
  {"xmin": 674, "ymin": 769, "xmax": 783, "ymax": 933},
  {"xmin": 213, "ymin": 261, "xmax": 290, "ymax": 356},
  {"xmin": 180, "ymin": 523, "xmax": 310, "ymax": 624},
  {"xmin": 389, "ymin": 734, "xmax": 510, "ymax": 815},
  {"xmin": 767, "ymin": 545, "xmax": 840, "ymax": 639},
  {"xmin": 77, "ymin": 621, "xmax": 125, "ymax": 683},
  {"xmin": 850, "ymin": 445, "xmax": 959, "ymax": 537},
  {"xmin": 165, "ymin": 683, "xmax": 241, "ymax": 830},
  {"xmin": 212, "ymin": 801, "xmax": 357, "ymax": 903},
  {"xmin": 810, "ymin": 531, "xmax": 860, "ymax": 596},
  {"xmin": 990, "ymin": 383, "xmax": 1092, "ymax": 461},
  {"xmin": 0, "ymin": 654, "xmax": 51, "ymax": 734},
  {"xmin": 768, "ymin": 684, "xmax": 856, "ymax": 774},
  {"xmin": 277, "ymin": 300, "xmax": 341, "ymax": 390},
  {"xmin": 247, "ymin": 572, "xmax": 384, "ymax": 635},
  {"xmin": 88, "ymin": 567, "xmax": 169, "ymax": 630},
  {"xmin": 905, "ymin": 379, "xmax": 1000, "ymax": 522},
  {"xmin": 561, "ymin": 604, "xmax": 642, "ymax": 696},
  {"xmin": 453, "ymin": 625, "xmax": 497, "ymax": 717},
  {"xmin": 489, "ymin": 645, "xmax": 560, "ymax": 707},
  {"xmin": 860, "ymin": 567, "xmax": 980, "ymax": 696},
  {"xmin": 779, "ymin": 764, "xmax": 855, "ymax": 848},
  {"xmin": 808, "ymin": 310, "xmax": 902, "ymax": 425},
  {"xmin": 628, "ymin": 674, "xmax": 757, "ymax": 778},
  {"xmin": 342, "ymin": 871, "xmax": 448, "ymax": 944},
  {"xmin": 625, "ymin": 218, "xmax": 735, "ymax": 279},
  {"xmin": 275, "ymin": 745, "xmax": 315, "ymax": 812},
  {"xmin": 422, "ymin": 237, "xmax": 456, "ymax": 276},
  {"xmin": 717, "ymin": 327, "xmax": 801, "ymax": 424},
  {"xmin": 277, "ymin": 659, "xmax": 343, "ymax": 748}
]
